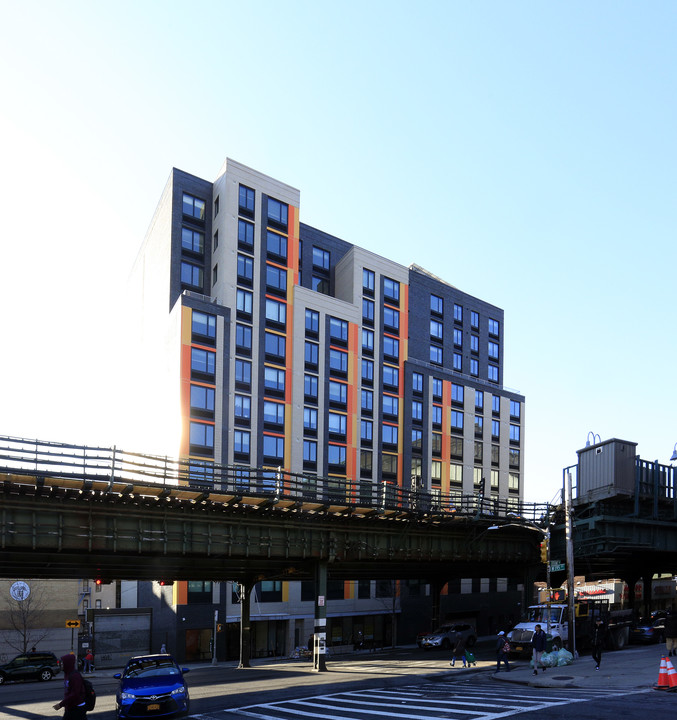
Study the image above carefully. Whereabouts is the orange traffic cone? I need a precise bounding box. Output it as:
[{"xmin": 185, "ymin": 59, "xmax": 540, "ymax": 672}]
[
  {"xmin": 654, "ymin": 657, "xmax": 669, "ymax": 690},
  {"xmin": 666, "ymin": 658, "xmax": 677, "ymax": 691}
]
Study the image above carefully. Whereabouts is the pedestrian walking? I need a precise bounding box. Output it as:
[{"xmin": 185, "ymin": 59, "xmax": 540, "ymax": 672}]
[
  {"xmin": 53, "ymin": 653, "xmax": 87, "ymax": 719},
  {"xmin": 160, "ymin": 643, "xmax": 167, "ymax": 654},
  {"xmin": 531, "ymin": 624, "xmax": 547, "ymax": 675},
  {"xmin": 495, "ymin": 631, "xmax": 510, "ymax": 672},
  {"xmin": 83, "ymin": 651, "xmax": 94, "ymax": 674},
  {"xmin": 591, "ymin": 617, "xmax": 606, "ymax": 670},
  {"xmin": 450, "ymin": 634, "xmax": 467, "ymax": 668},
  {"xmin": 664, "ymin": 609, "xmax": 677, "ymax": 657}
]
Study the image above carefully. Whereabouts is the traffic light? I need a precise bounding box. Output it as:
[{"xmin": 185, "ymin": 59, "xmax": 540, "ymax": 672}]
[
  {"xmin": 94, "ymin": 578, "xmax": 112, "ymax": 586},
  {"xmin": 540, "ymin": 540, "xmax": 548, "ymax": 563},
  {"xmin": 158, "ymin": 580, "xmax": 174, "ymax": 587}
]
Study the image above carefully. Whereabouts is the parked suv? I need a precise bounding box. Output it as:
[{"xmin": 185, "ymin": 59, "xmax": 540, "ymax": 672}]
[
  {"xmin": 0, "ymin": 651, "xmax": 61, "ymax": 684},
  {"xmin": 418, "ymin": 623, "xmax": 477, "ymax": 650}
]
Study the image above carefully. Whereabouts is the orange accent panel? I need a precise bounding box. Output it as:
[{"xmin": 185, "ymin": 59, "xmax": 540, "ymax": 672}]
[{"xmin": 176, "ymin": 581, "xmax": 188, "ymax": 605}]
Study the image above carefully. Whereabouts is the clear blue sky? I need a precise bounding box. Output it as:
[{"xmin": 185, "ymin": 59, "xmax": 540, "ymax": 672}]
[{"xmin": 1, "ymin": 0, "xmax": 675, "ymax": 503}]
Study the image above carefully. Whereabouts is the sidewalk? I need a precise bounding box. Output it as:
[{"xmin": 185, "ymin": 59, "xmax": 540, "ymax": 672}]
[{"xmin": 491, "ymin": 643, "xmax": 667, "ymax": 691}]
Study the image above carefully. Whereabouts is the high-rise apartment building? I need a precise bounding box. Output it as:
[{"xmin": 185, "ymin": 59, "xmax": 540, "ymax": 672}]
[
  {"xmin": 128, "ymin": 158, "xmax": 525, "ymax": 659},
  {"xmin": 132, "ymin": 158, "xmax": 524, "ymax": 504}
]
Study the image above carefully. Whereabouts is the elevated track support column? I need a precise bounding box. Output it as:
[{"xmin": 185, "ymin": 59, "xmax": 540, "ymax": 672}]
[
  {"xmin": 313, "ymin": 560, "xmax": 328, "ymax": 672},
  {"xmin": 237, "ymin": 577, "xmax": 255, "ymax": 669}
]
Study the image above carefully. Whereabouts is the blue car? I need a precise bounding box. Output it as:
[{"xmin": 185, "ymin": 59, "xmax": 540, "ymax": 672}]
[{"xmin": 114, "ymin": 654, "xmax": 190, "ymax": 719}]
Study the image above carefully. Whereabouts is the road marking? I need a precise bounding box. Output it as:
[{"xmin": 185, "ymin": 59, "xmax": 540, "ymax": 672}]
[{"xmin": 224, "ymin": 682, "xmax": 650, "ymax": 720}]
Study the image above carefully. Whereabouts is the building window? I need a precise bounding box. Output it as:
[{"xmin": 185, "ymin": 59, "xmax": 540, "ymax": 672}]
[
  {"xmin": 412, "ymin": 372, "xmax": 423, "ymax": 394},
  {"xmin": 265, "ymin": 298, "xmax": 287, "ymax": 326},
  {"xmin": 454, "ymin": 304, "xmax": 463, "ymax": 322},
  {"xmin": 266, "ymin": 230, "xmax": 287, "ymax": 260},
  {"xmin": 430, "ymin": 294, "xmax": 443, "ymax": 315},
  {"xmin": 312, "ymin": 276, "xmax": 330, "ymax": 294},
  {"xmin": 312, "ymin": 246, "xmax": 330, "ymax": 270},
  {"xmin": 235, "ymin": 323, "xmax": 252, "ymax": 352},
  {"xmin": 363, "ymin": 268, "xmax": 375, "ymax": 294},
  {"xmin": 191, "ymin": 311, "xmax": 216, "ymax": 341},
  {"xmin": 509, "ymin": 473, "xmax": 520, "ymax": 491},
  {"xmin": 411, "ymin": 457, "xmax": 422, "ymax": 480},
  {"xmin": 264, "ymin": 367, "xmax": 285, "ymax": 392},
  {"xmin": 492, "ymin": 395, "xmax": 500, "ymax": 414},
  {"xmin": 431, "ymin": 432, "xmax": 442, "ymax": 455},
  {"xmin": 303, "ymin": 407, "xmax": 318, "ymax": 432},
  {"xmin": 411, "ymin": 400, "xmax": 423, "ymax": 421},
  {"xmin": 432, "ymin": 377, "xmax": 442, "ymax": 398},
  {"xmin": 471, "ymin": 311, "xmax": 479, "ymax": 328},
  {"xmin": 492, "ymin": 444, "xmax": 499, "ymax": 464},
  {"xmin": 510, "ymin": 448, "xmax": 520, "ymax": 468},
  {"xmin": 181, "ymin": 261, "xmax": 203, "ymax": 289},
  {"xmin": 411, "ymin": 429, "xmax": 422, "ymax": 450},
  {"xmin": 384, "ymin": 336, "xmax": 399, "ymax": 361},
  {"xmin": 263, "ymin": 400, "xmax": 284, "ymax": 426},
  {"xmin": 452, "ymin": 352, "xmax": 462, "ymax": 371},
  {"xmin": 304, "ymin": 374, "xmax": 318, "ymax": 400},
  {"xmin": 238, "ymin": 219, "xmax": 254, "ymax": 247},
  {"xmin": 431, "ymin": 405, "xmax": 442, "ymax": 427},
  {"xmin": 488, "ymin": 318, "xmax": 500, "ymax": 336},
  {"xmin": 450, "ymin": 410, "xmax": 463, "ymax": 431},
  {"xmin": 475, "ymin": 415, "xmax": 483, "ymax": 436},
  {"xmin": 328, "ymin": 412, "xmax": 347, "ymax": 437},
  {"xmin": 474, "ymin": 442, "xmax": 483, "ymax": 463},
  {"xmin": 488, "ymin": 341, "xmax": 499, "ymax": 360},
  {"xmin": 327, "ymin": 444, "xmax": 346, "ymax": 468},
  {"xmin": 183, "ymin": 193, "xmax": 205, "ymax": 220},
  {"xmin": 234, "ymin": 394, "xmax": 251, "ymax": 421},
  {"xmin": 214, "ymin": 195, "xmax": 219, "ymax": 217},
  {"xmin": 235, "ymin": 359, "xmax": 251, "ymax": 387},
  {"xmin": 492, "ymin": 420, "xmax": 500, "ymax": 438},
  {"xmin": 510, "ymin": 400, "xmax": 521, "ymax": 419},
  {"xmin": 237, "ymin": 254, "xmax": 254, "ymax": 283},
  {"xmin": 191, "ymin": 348, "xmax": 215, "ymax": 377},
  {"xmin": 329, "ymin": 348, "xmax": 348, "ymax": 374},
  {"xmin": 267, "ymin": 197, "xmax": 288, "ymax": 228},
  {"xmin": 263, "ymin": 434, "xmax": 284, "ymax": 461},
  {"xmin": 239, "ymin": 185, "xmax": 255, "ymax": 215},
  {"xmin": 363, "ymin": 298, "xmax": 375, "ymax": 324},
  {"xmin": 362, "ymin": 358, "xmax": 374, "ymax": 384},
  {"xmin": 360, "ymin": 450, "xmax": 372, "ymax": 476},
  {"xmin": 488, "ymin": 365, "xmax": 499, "ymax": 383},
  {"xmin": 213, "ymin": 230, "xmax": 218, "ymax": 250},
  {"xmin": 382, "ymin": 424, "xmax": 398, "ymax": 446},
  {"xmin": 475, "ymin": 390, "xmax": 484, "ymax": 411},
  {"xmin": 430, "ymin": 319, "xmax": 443, "ymax": 341},
  {"xmin": 382, "ymin": 454, "xmax": 398, "ymax": 476},
  {"xmin": 450, "ymin": 437, "xmax": 463, "ymax": 460},
  {"xmin": 303, "ymin": 440, "xmax": 317, "ymax": 464},
  {"xmin": 236, "ymin": 289, "xmax": 253, "ymax": 315},
  {"xmin": 304, "ymin": 341, "xmax": 318, "ymax": 367},
  {"xmin": 431, "ymin": 460, "xmax": 442, "ymax": 484},
  {"xmin": 361, "ymin": 419, "xmax": 373, "ymax": 443},
  {"xmin": 181, "ymin": 227, "xmax": 204, "ymax": 254},
  {"xmin": 453, "ymin": 328, "xmax": 463, "ymax": 347},
  {"xmin": 470, "ymin": 358, "xmax": 479, "ymax": 376},
  {"xmin": 383, "ymin": 306, "xmax": 400, "ymax": 331},
  {"xmin": 510, "ymin": 424, "xmax": 520, "ymax": 443},
  {"xmin": 189, "ymin": 421, "xmax": 214, "ymax": 450},
  {"xmin": 451, "ymin": 383, "xmax": 464, "ymax": 405},
  {"xmin": 328, "ymin": 380, "xmax": 347, "ymax": 406},
  {"xmin": 266, "ymin": 265, "xmax": 287, "ymax": 293},
  {"xmin": 383, "ymin": 365, "xmax": 399, "ymax": 389},
  {"xmin": 361, "ymin": 389, "xmax": 373, "ymax": 413},
  {"xmin": 330, "ymin": 317, "xmax": 349, "ymax": 343},
  {"xmin": 450, "ymin": 463, "xmax": 462, "ymax": 485},
  {"xmin": 383, "ymin": 277, "xmax": 400, "ymax": 302},
  {"xmin": 471, "ymin": 335, "xmax": 479, "ymax": 353},
  {"xmin": 305, "ymin": 309, "xmax": 319, "ymax": 335},
  {"xmin": 264, "ymin": 331, "xmax": 286, "ymax": 360},
  {"xmin": 234, "ymin": 429, "xmax": 250, "ymax": 456},
  {"xmin": 190, "ymin": 385, "xmax": 215, "ymax": 415},
  {"xmin": 382, "ymin": 394, "xmax": 399, "ymax": 417}
]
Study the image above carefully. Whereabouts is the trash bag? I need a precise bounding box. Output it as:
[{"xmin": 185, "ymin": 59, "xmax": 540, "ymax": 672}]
[
  {"xmin": 556, "ymin": 649, "xmax": 573, "ymax": 666},
  {"xmin": 540, "ymin": 651, "xmax": 558, "ymax": 667}
]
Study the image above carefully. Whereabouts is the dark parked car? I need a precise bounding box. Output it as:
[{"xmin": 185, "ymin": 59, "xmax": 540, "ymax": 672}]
[
  {"xmin": 418, "ymin": 623, "xmax": 477, "ymax": 650},
  {"xmin": 630, "ymin": 617, "xmax": 666, "ymax": 644},
  {"xmin": 114, "ymin": 654, "xmax": 190, "ymax": 719},
  {"xmin": 0, "ymin": 651, "xmax": 61, "ymax": 684}
]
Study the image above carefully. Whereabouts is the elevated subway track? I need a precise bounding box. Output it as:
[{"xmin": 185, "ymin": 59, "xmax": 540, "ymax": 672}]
[{"xmin": 0, "ymin": 436, "xmax": 547, "ymax": 583}]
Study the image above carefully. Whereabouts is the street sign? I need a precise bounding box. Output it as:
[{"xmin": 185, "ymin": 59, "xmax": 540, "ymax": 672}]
[
  {"xmin": 550, "ymin": 561, "xmax": 565, "ymax": 572},
  {"xmin": 65, "ymin": 619, "xmax": 80, "ymax": 628}
]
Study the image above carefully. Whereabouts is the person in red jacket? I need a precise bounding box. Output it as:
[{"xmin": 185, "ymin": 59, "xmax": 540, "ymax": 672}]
[{"xmin": 53, "ymin": 653, "xmax": 86, "ymax": 718}]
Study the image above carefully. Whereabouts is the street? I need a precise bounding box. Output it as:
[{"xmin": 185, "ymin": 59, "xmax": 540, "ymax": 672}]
[{"xmin": 0, "ymin": 644, "xmax": 671, "ymax": 720}]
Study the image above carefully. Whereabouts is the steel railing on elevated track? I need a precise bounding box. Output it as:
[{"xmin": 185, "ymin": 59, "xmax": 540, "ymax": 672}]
[{"xmin": 0, "ymin": 435, "xmax": 550, "ymax": 524}]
